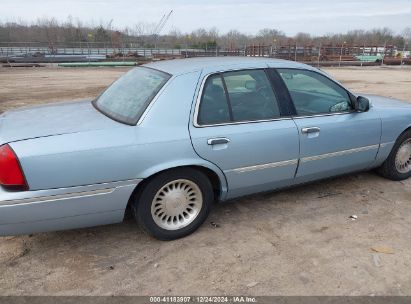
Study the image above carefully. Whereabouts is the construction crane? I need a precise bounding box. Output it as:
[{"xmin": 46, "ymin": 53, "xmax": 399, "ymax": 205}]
[{"xmin": 153, "ymin": 10, "xmax": 173, "ymax": 37}]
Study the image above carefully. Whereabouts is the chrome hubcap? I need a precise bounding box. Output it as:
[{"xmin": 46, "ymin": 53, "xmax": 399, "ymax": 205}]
[
  {"xmin": 395, "ymin": 139, "xmax": 411, "ymax": 174},
  {"xmin": 151, "ymin": 179, "xmax": 203, "ymax": 230}
]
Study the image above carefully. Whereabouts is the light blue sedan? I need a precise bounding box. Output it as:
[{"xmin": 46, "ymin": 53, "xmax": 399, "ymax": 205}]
[{"xmin": 1, "ymin": 57, "xmax": 411, "ymax": 240}]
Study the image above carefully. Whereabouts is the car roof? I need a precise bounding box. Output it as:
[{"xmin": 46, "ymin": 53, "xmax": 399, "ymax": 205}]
[{"xmin": 143, "ymin": 57, "xmax": 313, "ymax": 75}]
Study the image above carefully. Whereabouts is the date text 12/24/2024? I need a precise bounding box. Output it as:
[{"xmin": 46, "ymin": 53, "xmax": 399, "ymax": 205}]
[{"xmin": 149, "ymin": 296, "xmax": 257, "ymax": 303}]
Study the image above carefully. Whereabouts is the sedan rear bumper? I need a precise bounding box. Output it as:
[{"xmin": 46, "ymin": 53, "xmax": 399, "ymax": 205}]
[{"xmin": 0, "ymin": 179, "xmax": 141, "ymax": 236}]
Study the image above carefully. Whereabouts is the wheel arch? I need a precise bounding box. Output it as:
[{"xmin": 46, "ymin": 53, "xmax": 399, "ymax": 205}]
[
  {"xmin": 402, "ymin": 125, "xmax": 411, "ymax": 136},
  {"xmin": 391, "ymin": 125, "xmax": 411, "ymax": 148},
  {"xmin": 375, "ymin": 121, "xmax": 411, "ymax": 165},
  {"xmin": 125, "ymin": 163, "xmax": 228, "ymax": 214},
  {"xmin": 376, "ymin": 125, "xmax": 411, "ymax": 180}
]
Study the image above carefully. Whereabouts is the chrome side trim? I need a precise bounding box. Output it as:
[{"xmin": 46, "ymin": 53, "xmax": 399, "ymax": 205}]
[
  {"xmin": 226, "ymin": 159, "xmax": 298, "ymax": 173},
  {"xmin": 222, "ymin": 143, "xmax": 389, "ymax": 174},
  {"xmin": 380, "ymin": 141, "xmax": 394, "ymax": 148},
  {"xmin": 301, "ymin": 144, "xmax": 380, "ymax": 163},
  {"xmin": 0, "ymin": 188, "xmax": 115, "ymax": 206},
  {"xmin": 196, "ymin": 117, "xmax": 292, "ymax": 128},
  {"xmin": 293, "ymin": 111, "xmax": 353, "ymax": 119},
  {"xmin": 0, "ymin": 179, "xmax": 142, "ymax": 206}
]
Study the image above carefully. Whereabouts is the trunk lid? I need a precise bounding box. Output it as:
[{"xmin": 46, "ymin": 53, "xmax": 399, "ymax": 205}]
[{"xmin": 0, "ymin": 99, "xmax": 123, "ymax": 145}]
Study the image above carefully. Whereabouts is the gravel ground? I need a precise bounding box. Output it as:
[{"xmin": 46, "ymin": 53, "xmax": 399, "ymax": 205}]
[{"xmin": 0, "ymin": 65, "xmax": 410, "ymax": 296}]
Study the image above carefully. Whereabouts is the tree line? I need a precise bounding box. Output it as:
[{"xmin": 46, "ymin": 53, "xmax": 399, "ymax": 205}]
[{"xmin": 0, "ymin": 17, "xmax": 410, "ymax": 50}]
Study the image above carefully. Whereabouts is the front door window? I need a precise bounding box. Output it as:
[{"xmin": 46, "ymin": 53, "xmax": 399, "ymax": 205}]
[{"xmin": 277, "ymin": 69, "xmax": 352, "ymax": 116}]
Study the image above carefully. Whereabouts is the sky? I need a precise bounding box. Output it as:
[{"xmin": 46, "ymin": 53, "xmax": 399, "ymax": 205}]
[{"xmin": 1, "ymin": 0, "xmax": 411, "ymax": 35}]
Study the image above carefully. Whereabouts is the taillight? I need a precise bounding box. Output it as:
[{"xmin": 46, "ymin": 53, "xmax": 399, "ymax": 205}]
[{"xmin": 0, "ymin": 144, "xmax": 28, "ymax": 190}]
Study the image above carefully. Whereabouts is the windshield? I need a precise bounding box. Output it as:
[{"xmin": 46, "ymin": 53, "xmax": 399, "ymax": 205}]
[{"xmin": 94, "ymin": 67, "xmax": 171, "ymax": 125}]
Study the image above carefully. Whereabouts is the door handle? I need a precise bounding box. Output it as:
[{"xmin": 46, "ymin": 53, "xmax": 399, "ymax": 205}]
[
  {"xmin": 207, "ymin": 137, "xmax": 230, "ymax": 145},
  {"xmin": 301, "ymin": 127, "xmax": 321, "ymax": 134}
]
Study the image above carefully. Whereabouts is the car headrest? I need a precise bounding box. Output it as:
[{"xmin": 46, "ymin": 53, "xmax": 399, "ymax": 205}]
[{"xmin": 205, "ymin": 84, "xmax": 224, "ymax": 100}]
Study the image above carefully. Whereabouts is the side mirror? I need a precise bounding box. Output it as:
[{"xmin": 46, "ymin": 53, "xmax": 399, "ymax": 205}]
[{"xmin": 354, "ymin": 96, "xmax": 370, "ymax": 112}]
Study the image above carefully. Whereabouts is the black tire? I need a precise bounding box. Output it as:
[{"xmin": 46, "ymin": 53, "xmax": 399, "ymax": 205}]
[
  {"xmin": 132, "ymin": 168, "xmax": 214, "ymax": 240},
  {"xmin": 376, "ymin": 129, "xmax": 411, "ymax": 181}
]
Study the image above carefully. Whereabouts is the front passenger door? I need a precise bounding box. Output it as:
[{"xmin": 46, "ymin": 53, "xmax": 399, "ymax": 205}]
[{"xmin": 276, "ymin": 68, "xmax": 381, "ymax": 182}]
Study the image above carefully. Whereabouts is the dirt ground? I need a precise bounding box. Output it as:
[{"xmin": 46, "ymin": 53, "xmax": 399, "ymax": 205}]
[
  {"xmin": 0, "ymin": 65, "xmax": 411, "ymax": 296},
  {"xmin": 0, "ymin": 66, "xmax": 130, "ymax": 113}
]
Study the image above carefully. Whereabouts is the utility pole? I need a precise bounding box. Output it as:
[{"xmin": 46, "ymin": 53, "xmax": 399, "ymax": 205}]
[
  {"xmin": 87, "ymin": 33, "xmax": 93, "ymax": 64},
  {"xmin": 339, "ymin": 41, "xmax": 346, "ymax": 68},
  {"xmin": 361, "ymin": 42, "xmax": 365, "ymax": 67},
  {"xmin": 294, "ymin": 42, "xmax": 297, "ymax": 61},
  {"xmin": 185, "ymin": 35, "xmax": 191, "ymax": 58},
  {"xmin": 400, "ymin": 43, "xmax": 406, "ymax": 67},
  {"xmin": 317, "ymin": 42, "xmax": 321, "ymax": 68},
  {"xmin": 381, "ymin": 41, "xmax": 387, "ymax": 65},
  {"xmin": 271, "ymin": 38, "xmax": 277, "ymax": 58}
]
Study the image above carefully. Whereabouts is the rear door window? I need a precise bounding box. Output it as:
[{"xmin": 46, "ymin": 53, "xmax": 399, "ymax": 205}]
[
  {"xmin": 198, "ymin": 74, "xmax": 231, "ymax": 125},
  {"xmin": 198, "ymin": 69, "xmax": 281, "ymax": 125}
]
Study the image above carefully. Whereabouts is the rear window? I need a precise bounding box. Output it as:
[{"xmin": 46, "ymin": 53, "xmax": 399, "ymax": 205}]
[{"xmin": 94, "ymin": 67, "xmax": 171, "ymax": 125}]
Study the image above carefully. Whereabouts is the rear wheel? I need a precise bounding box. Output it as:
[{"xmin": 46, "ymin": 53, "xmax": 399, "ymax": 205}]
[
  {"xmin": 132, "ymin": 168, "xmax": 213, "ymax": 240},
  {"xmin": 377, "ymin": 130, "xmax": 411, "ymax": 181}
]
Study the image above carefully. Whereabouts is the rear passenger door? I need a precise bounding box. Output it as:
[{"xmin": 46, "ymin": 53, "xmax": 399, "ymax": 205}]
[{"xmin": 189, "ymin": 68, "xmax": 299, "ymax": 199}]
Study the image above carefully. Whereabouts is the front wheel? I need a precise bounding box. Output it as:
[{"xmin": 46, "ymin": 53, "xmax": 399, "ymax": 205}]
[
  {"xmin": 377, "ymin": 130, "xmax": 411, "ymax": 181},
  {"xmin": 132, "ymin": 168, "xmax": 213, "ymax": 240}
]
